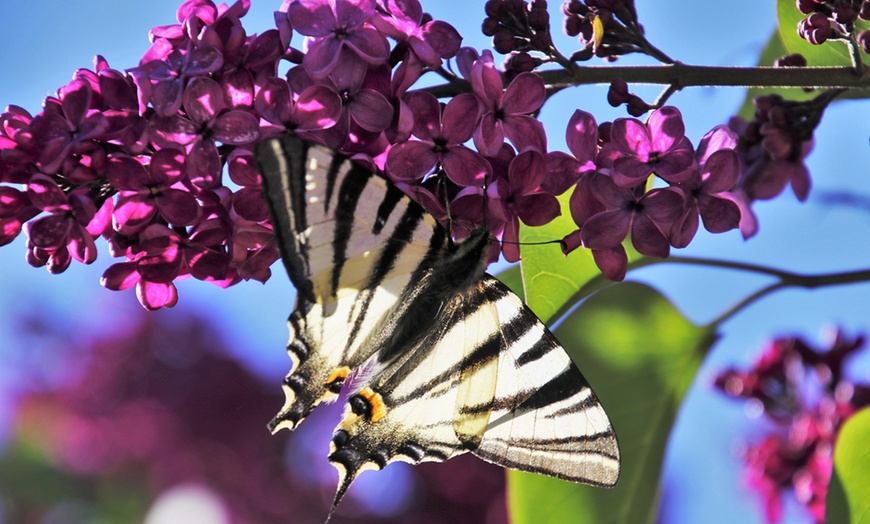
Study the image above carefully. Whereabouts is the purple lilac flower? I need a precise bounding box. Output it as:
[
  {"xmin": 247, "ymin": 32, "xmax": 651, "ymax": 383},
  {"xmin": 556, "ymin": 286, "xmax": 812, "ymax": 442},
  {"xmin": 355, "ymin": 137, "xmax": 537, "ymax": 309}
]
[
  {"xmin": 372, "ymin": 0, "xmax": 462, "ymax": 67},
  {"xmin": 487, "ymin": 150, "xmax": 560, "ymax": 262},
  {"xmin": 149, "ymin": 76, "xmax": 260, "ymax": 188},
  {"xmin": 669, "ymin": 125, "xmax": 742, "ymax": 248},
  {"xmin": 106, "ymin": 148, "xmax": 201, "ymax": 235},
  {"xmin": 714, "ymin": 329, "xmax": 870, "ymax": 524},
  {"xmin": 470, "ymin": 59, "xmax": 547, "ymax": 156},
  {"xmin": 288, "ymin": 0, "xmax": 390, "ymax": 79},
  {"xmin": 24, "ymin": 174, "xmax": 111, "ymax": 272},
  {"xmin": 606, "ymin": 106, "xmax": 695, "ymax": 187},
  {"xmin": 385, "ymin": 91, "xmax": 488, "ymax": 187},
  {"xmin": 28, "ymin": 80, "xmax": 110, "ymax": 175},
  {"xmin": 580, "ymin": 174, "xmax": 685, "ymax": 259},
  {"xmin": 254, "ymin": 77, "xmax": 342, "ymax": 139}
]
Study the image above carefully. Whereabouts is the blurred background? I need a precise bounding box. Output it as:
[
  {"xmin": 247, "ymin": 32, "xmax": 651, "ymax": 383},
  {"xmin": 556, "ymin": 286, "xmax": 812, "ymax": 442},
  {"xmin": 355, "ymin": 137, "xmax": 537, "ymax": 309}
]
[{"xmin": 1, "ymin": 1, "xmax": 869, "ymax": 523}]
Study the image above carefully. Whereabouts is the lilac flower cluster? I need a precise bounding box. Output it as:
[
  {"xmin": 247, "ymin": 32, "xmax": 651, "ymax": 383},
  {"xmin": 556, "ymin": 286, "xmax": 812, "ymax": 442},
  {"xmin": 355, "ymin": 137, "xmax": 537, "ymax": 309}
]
[
  {"xmin": 714, "ymin": 330, "xmax": 870, "ymax": 523},
  {"xmin": 726, "ymin": 91, "xmax": 834, "ymax": 238},
  {"xmin": 796, "ymin": 0, "xmax": 870, "ymax": 48},
  {"xmin": 0, "ymin": 0, "xmax": 809, "ymax": 308},
  {"xmin": 561, "ymin": 0, "xmax": 647, "ymax": 62}
]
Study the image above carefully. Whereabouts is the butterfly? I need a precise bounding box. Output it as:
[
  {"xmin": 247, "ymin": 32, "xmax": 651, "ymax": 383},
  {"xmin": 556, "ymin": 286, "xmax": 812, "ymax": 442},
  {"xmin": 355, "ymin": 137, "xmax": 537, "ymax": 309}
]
[{"xmin": 255, "ymin": 136, "xmax": 620, "ymax": 514}]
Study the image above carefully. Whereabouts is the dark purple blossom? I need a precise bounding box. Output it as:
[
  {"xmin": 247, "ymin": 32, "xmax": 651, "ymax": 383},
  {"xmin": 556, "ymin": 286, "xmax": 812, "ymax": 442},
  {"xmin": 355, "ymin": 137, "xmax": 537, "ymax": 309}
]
[
  {"xmin": 149, "ymin": 76, "xmax": 260, "ymax": 188},
  {"xmin": 372, "ymin": 0, "xmax": 462, "ymax": 67},
  {"xmin": 28, "ymin": 80, "xmax": 110, "ymax": 174},
  {"xmin": 136, "ymin": 45, "xmax": 225, "ymax": 117},
  {"xmin": 106, "ymin": 148, "xmax": 201, "ymax": 234},
  {"xmin": 670, "ymin": 125, "xmax": 742, "ymax": 248},
  {"xmin": 385, "ymin": 91, "xmax": 488, "ymax": 187},
  {"xmin": 24, "ymin": 174, "xmax": 111, "ymax": 272},
  {"xmin": 471, "ymin": 59, "xmax": 547, "ymax": 156},
  {"xmin": 255, "ymin": 77, "xmax": 342, "ymax": 138},
  {"xmin": 580, "ymin": 174, "xmax": 685, "ymax": 258},
  {"xmin": 607, "ymin": 106, "xmax": 695, "ymax": 187},
  {"xmin": 487, "ymin": 150, "xmax": 560, "ymax": 262},
  {"xmin": 288, "ymin": 0, "xmax": 390, "ymax": 79}
]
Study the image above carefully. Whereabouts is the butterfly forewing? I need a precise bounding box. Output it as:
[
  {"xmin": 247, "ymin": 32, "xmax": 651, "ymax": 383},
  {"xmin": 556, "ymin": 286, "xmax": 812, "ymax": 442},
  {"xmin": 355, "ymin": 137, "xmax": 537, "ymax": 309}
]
[{"xmin": 256, "ymin": 137, "xmax": 443, "ymax": 430}]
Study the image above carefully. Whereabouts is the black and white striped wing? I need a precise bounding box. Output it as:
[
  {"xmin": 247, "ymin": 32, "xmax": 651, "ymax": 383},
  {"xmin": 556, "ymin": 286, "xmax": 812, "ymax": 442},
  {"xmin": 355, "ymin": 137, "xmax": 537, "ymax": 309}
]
[
  {"xmin": 256, "ymin": 137, "xmax": 444, "ymax": 430},
  {"xmin": 328, "ymin": 275, "xmax": 620, "ymax": 506},
  {"xmin": 256, "ymin": 136, "xmax": 619, "ymax": 514}
]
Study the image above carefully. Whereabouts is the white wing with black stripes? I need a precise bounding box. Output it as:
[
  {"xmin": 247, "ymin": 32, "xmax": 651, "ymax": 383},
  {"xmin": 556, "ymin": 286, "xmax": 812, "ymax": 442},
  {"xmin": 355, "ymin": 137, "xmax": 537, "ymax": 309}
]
[{"xmin": 255, "ymin": 136, "xmax": 620, "ymax": 513}]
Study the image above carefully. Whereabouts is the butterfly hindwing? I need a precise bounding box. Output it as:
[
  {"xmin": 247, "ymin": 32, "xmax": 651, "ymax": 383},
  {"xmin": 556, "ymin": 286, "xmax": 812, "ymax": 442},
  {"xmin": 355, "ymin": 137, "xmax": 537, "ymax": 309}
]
[{"xmin": 328, "ymin": 272, "xmax": 619, "ymax": 506}]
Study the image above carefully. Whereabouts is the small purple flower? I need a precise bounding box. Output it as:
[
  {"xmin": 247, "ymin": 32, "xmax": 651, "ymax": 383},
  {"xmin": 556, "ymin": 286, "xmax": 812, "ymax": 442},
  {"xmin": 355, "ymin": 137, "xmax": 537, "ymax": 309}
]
[
  {"xmin": 608, "ymin": 106, "xmax": 695, "ymax": 187},
  {"xmin": 136, "ymin": 45, "xmax": 224, "ymax": 117},
  {"xmin": 580, "ymin": 174, "xmax": 685, "ymax": 259},
  {"xmin": 670, "ymin": 126, "xmax": 742, "ymax": 247},
  {"xmin": 101, "ymin": 221, "xmax": 230, "ymax": 310},
  {"xmin": 24, "ymin": 174, "xmax": 111, "ymax": 271},
  {"xmin": 372, "ymin": 0, "xmax": 462, "ymax": 67},
  {"xmin": 385, "ymin": 91, "xmax": 488, "ymax": 187},
  {"xmin": 28, "ymin": 79, "xmax": 110, "ymax": 174},
  {"xmin": 487, "ymin": 150, "xmax": 560, "ymax": 262},
  {"xmin": 255, "ymin": 77, "xmax": 343, "ymax": 138},
  {"xmin": 149, "ymin": 76, "xmax": 260, "ymax": 188},
  {"xmin": 471, "ymin": 59, "xmax": 547, "ymax": 156},
  {"xmin": 543, "ymin": 109, "xmax": 599, "ymax": 195},
  {"xmin": 106, "ymin": 148, "xmax": 201, "ymax": 234},
  {"xmin": 288, "ymin": 0, "xmax": 390, "ymax": 79}
]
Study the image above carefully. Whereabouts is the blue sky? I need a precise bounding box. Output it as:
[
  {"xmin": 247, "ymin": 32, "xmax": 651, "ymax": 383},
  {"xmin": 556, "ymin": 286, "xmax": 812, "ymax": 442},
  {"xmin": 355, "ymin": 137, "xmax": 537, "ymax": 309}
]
[{"xmin": 2, "ymin": 1, "xmax": 870, "ymax": 523}]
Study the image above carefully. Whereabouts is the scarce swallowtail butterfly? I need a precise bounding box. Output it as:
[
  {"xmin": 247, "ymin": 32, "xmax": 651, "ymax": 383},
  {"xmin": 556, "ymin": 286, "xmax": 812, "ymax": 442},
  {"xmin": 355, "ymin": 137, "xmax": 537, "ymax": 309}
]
[{"xmin": 255, "ymin": 136, "xmax": 620, "ymax": 515}]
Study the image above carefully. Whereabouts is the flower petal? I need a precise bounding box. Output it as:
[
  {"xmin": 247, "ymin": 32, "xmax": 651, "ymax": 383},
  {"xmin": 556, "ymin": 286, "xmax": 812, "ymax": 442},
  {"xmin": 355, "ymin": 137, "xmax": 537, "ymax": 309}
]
[
  {"xmin": 183, "ymin": 77, "xmax": 226, "ymax": 126},
  {"xmin": 581, "ymin": 209, "xmax": 631, "ymax": 250},
  {"xmin": 385, "ymin": 140, "xmax": 438, "ymax": 181},
  {"xmin": 566, "ymin": 110, "xmax": 598, "ymax": 164},
  {"xmin": 647, "ymin": 106, "xmax": 685, "ymax": 152},
  {"xmin": 441, "ymin": 93, "xmax": 481, "ymax": 144},
  {"xmin": 441, "ymin": 146, "xmax": 490, "ymax": 187},
  {"xmin": 347, "ymin": 89, "xmax": 393, "ymax": 132},
  {"xmin": 501, "ymin": 72, "xmax": 545, "ymax": 115}
]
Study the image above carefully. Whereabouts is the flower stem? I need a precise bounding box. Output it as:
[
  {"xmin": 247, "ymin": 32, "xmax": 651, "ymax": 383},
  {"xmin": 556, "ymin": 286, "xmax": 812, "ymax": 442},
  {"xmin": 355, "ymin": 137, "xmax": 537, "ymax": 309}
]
[{"xmin": 425, "ymin": 63, "xmax": 870, "ymax": 98}]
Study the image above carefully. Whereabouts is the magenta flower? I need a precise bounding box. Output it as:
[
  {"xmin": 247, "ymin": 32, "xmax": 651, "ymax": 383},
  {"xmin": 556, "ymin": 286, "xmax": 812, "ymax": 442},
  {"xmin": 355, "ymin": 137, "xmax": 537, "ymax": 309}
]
[
  {"xmin": 255, "ymin": 77, "xmax": 342, "ymax": 138},
  {"xmin": 149, "ymin": 76, "xmax": 260, "ymax": 188},
  {"xmin": 608, "ymin": 106, "xmax": 695, "ymax": 187},
  {"xmin": 101, "ymin": 222, "xmax": 230, "ymax": 310},
  {"xmin": 227, "ymin": 149, "xmax": 270, "ymax": 223},
  {"xmin": 385, "ymin": 91, "xmax": 488, "ymax": 187},
  {"xmin": 581, "ymin": 174, "xmax": 685, "ymax": 258},
  {"xmin": 0, "ymin": 186, "xmax": 37, "ymax": 246},
  {"xmin": 24, "ymin": 174, "xmax": 111, "ymax": 271},
  {"xmin": 28, "ymin": 79, "xmax": 110, "ymax": 174},
  {"xmin": 136, "ymin": 45, "xmax": 224, "ymax": 117},
  {"xmin": 543, "ymin": 109, "xmax": 599, "ymax": 195},
  {"xmin": 487, "ymin": 151, "xmax": 560, "ymax": 262},
  {"xmin": 670, "ymin": 126, "xmax": 742, "ymax": 247},
  {"xmin": 288, "ymin": 0, "xmax": 389, "ymax": 79},
  {"xmin": 372, "ymin": 0, "xmax": 462, "ymax": 67},
  {"xmin": 106, "ymin": 148, "xmax": 201, "ymax": 234},
  {"xmin": 470, "ymin": 59, "xmax": 547, "ymax": 156}
]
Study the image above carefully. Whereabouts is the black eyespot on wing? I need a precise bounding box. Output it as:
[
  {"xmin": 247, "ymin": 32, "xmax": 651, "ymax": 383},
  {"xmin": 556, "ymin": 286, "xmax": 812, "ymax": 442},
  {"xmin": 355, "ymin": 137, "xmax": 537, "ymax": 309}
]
[
  {"xmin": 349, "ymin": 393, "xmax": 373, "ymax": 420},
  {"xmin": 332, "ymin": 429, "xmax": 350, "ymax": 448}
]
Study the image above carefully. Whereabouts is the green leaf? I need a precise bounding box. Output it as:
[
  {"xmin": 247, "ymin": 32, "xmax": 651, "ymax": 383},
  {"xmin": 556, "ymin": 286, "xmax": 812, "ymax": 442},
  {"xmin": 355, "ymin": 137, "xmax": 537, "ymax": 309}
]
[
  {"xmin": 518, "ymin": 192, "xmax": 600, "ymax": 322},
  {"xmin": 508, "ymin": 282, "xmax": 716, "ymax": 524},
  {"xmin": 828, "ymin": 406, "xmax": 870, "ymax": 524}
]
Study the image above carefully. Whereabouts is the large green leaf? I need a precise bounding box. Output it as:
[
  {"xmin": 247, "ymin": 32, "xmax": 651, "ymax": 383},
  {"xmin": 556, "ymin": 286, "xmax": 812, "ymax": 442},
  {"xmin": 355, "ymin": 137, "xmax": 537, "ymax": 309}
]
[
  {"xmin": 827, "ymin": 406, "xmax": 870, "ymax": 524},
  {"xmin": 508, "ymin": 282, "xmax": 716, "ymax": 524}
]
